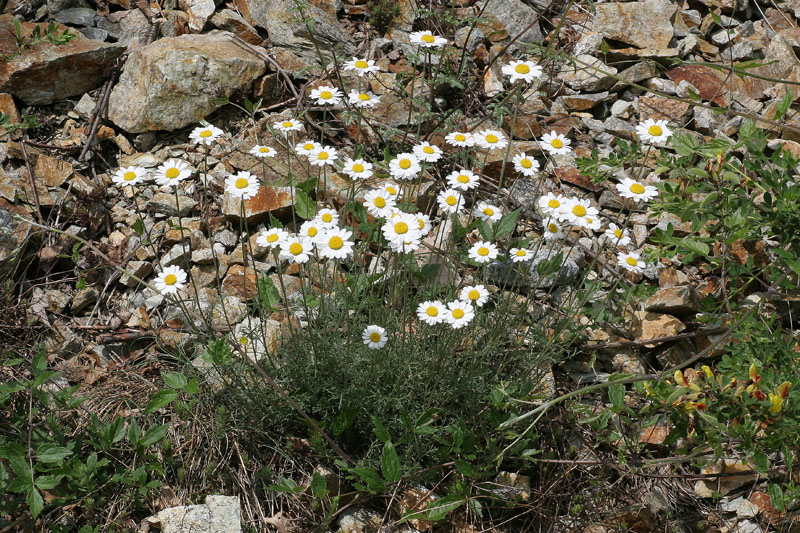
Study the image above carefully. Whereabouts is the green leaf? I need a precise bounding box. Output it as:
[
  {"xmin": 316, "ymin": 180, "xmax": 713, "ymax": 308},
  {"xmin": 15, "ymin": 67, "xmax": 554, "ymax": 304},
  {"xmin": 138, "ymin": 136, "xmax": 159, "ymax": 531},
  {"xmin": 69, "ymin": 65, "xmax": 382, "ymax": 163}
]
[
  {"xmin": 35, "ymin": 474, "xmax": 63, "ymax": 490},
  {"xmin": 768, "ymin": 483, "xmax": 785, "ymax": 512},
  {"xmin": 608, "ymin": 384, "xmax": 625, "ymax": 413},
  {"xmin": 37, "ymin": 444, "xmax": 72, "ymax": 463},
  {"xmin": 381, "ymin": 441, "xmax": 402, "ymax": 483},
  {"xmin": 682, "ymin": 239, "xmax": 709, "ymax": 257},
  {"xmin": 161, "ymin": 372, "xmax": 187, "ymax": 390},
  {"xmin": 32, "ymin": 350, "xmax": 47, "ymax": 375},
  {"xmin": 424, "ymin": 494, "xmax": 464, "ymax": 521},
  {"xmin": 184, "ymin": 378, "xmax": 200, "ymax": 395},
  {"xmin": 133, "ymin": 217, "xmax": 145, "ymax": 235},
  {"xmin": 671, "ymin": 133, "xmax": 699, "ymax": 157},
  {"xmin": 372, "ymin": 416, "xmax": 391, "ymax": 443},
  {"xmin": 310, "ymin": 471, "xmax": 329, "ymax": 498},
  {"xmin": 477, "ymin": 220, "xmax": 493, "ymax": 241},
  {"xmin": 352, "ymin": 466, "xmax": 386, "ymax": 494},
  {"xmin": 258, "ymin": 274, "xmax": 281, "ymax": 311},
  {"xmin": 144, "ymin": 389, "xmax": 179, "ymax": 414},
  {"xmin": 294, "ymin": 189, "xmax": 316, "ymax": 220},
  {"xmin": 140, "ymin": 424, "xmax": 170, "ymax": 447},
  {"xmin": 127, "ymin": 419, "xmax": 141, "ymax": 445},
  {"xmin": 269, "ymin": 477, "xmax": 303, "ymax": 493},
  {"xmin": 27, "ymin": 487, "xmax": 44, "ymax": 518},
  {"xmin": 774, "ymin": 88, "xmax": 793, "ymax": 120},
  {"xmin": 454, "ymin": 460, "xmax": 475, "ymax": 477},
  {"xmin": 494, "ymin": 208, "xmax": 521, "ymax": 239}
]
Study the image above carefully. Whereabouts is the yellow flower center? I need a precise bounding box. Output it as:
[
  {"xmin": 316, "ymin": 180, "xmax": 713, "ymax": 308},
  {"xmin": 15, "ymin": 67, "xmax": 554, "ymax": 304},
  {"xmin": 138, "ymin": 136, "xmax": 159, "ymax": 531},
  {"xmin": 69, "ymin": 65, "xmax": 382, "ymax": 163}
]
[
  {"xmin": 630, "ymin": 183, "xmax": 646, "ymax": 194},
  {"xmin": 320, "ymin": 91, "xmax": 332, "ymax": 100},
  {"xmin": 267, "ymin": 233, "xmax": 279, "ymax": 242},
  {"xmin": 572, "ymin": 205, "xmax": 587, "ymax": 217},
  {"xmin": 426, "ymin": 306, "xmax": 438, "ymax": 317},
  {"xmin": 550, "ymin": 138, "xmax": 563, "ymax": 149},
  {"xmin": 485, "ymin": 134, "xmax": 498, "ymax": 144},
  {"xmin": 457, "ymin": 174, "xmax": 470, "ymax": 183},
  {"xmin": 394, "ymin": 222, "xmax": 409, "ymax": 234},
  {"xmin": 520, "ymin": 158, "xmax": 532, "ymax": 168},
  {"xmin": 399, "ymin": 159, "xmax": 412, "ymax": 169},
  {"xmin": 418, "ymin": 219, "xmax": 426, "ymax": 230},
  {"xmin": 369, "ymin": 332, "xmax": 382, "ymax": 342},
  {"xmin": 123, "ymin": 171, "xmax": 136, "ymax": 181},
  {"xmin": 385, "ymin": 186, "xmax": 397, "ymax": 195},
  {"xmin": 478, "ymin": 247, "xmax": 489, "ymax": 256},
  {"xmin": 421, "ymin": 34, "xmax": 435, "ymax": 43},
  {"xmin": 239, "ymin": 337, "xmax": 249, "ymax": 345},
  {"xmin": 468, "ymin": 290, "xmax": 480, "ymax": 300},
  {"xmin": 614, "ymin": 229, "xmax": 623, "ymax": 238},
  {"xmin": 515, "ymin": 64, "xmax": 530, "ymax": 74},
  {"xmin": 358, "ymin": 93, "xmax": 370, "ymax": 101},
  {"xmin": 303, "ymin": 143, "xmax": 314, "ymax": 150},
  {"xmin": 548, "ymin": 199, "xmax": 560, "ymax": 208},
  {"xmin": 317, "ymin": 152, "xmax": 329, "ymax": 160},
  {"xmin": 548, "ymin": 223, "xmax": 559, "ymax": 233},
  {"xmin": 321, "ymin": 213, "xmax": 333, "ymax": 222},
  {"xmin": 423, "ymin": 146, "xmax": 434, "ymax": 154},
  {"xmin": 307, "ymin": 227, "xmax": 318, "ymax": 237},
  {"xmin": 164, "ymin": 274, "xmax": 177, "ymax": 285},
  {"xmin": 259, "ymin": 147, "xmax": 270, "ymax": 153},
  {"xmin": 455, "ymin": 134, "xmax": 466, "ymax": 142},
  {"xmin": 452, "ymin": 309, "xmax": 464, "ymax": 319},
  {"xmin": 282, "ymin": 121, "xmax": 293, "ymax": 128},
  {"xmin": 483, "ymin": 208, "xmax": 494, "ymax": 216},
  {"xmin": 235, "ymin": 177, "xmax": 250, "ymax": 189},
  {"xmin": 329, "ymin": 236, "xmax": 344, "ymax": 250},
  {"xmin": 352, "ymin": 163, "xmax": 364, "ymax": 172},
  {"xmin": 289, "ymin": 243, "xmax": 303, "ymax": 255},
  {"xmin": 355, "ymin": 60, "xmax": 369, "ymax": 69},
  {"xmin": 648, "ymin": 125, "xmax": 663, "ymax": 137},
  {"xmin": 374, "ymin": 197, "xmax": 386, "ymax": 208},
  {"xmin": 446, "ymin": 196, "xmax": 457, "ymax": 206},
  {"xmin": 200, "ymin": 130, "xmax": 212, "ymax": 138},
  {"xmin": 626, "ymin": 257, "xmax": 638, "ymax": 266},
  {"xmin": 165, "ymin": 168, "xmax": 180, "ymax": 179},
  {"xmin": 515, "ymin": 250, "xmax": 527, "ymax": 256}
]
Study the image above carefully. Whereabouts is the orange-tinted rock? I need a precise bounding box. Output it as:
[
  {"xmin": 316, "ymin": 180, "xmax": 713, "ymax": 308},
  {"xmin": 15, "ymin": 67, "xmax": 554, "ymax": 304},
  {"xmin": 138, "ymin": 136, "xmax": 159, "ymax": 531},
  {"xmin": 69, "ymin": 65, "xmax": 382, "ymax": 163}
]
[
  {"xmin": 221, "ymin": 264, "xmax": 260, "ymax": 301},
  {"xmin": 222, "ymin": 186, "xmax": 296, "ymax": 224},
  {"xmin": 665, "ymin": 65, "xmax": 729, "ymax": 106}
]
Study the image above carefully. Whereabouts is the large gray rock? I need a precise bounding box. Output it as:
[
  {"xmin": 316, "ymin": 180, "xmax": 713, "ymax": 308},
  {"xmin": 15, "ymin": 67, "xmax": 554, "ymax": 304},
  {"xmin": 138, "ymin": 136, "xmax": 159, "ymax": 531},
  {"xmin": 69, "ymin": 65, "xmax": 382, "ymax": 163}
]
[
  {"xmin": 108, "ymin": 31, "xmax": 266, "ymax": 133},
  {"xmin": 0, "ymin": 205, "xmax": 34, "ymax": 278},
  {"xmin": 144, "ymin": 495, "xmax": 241, "ymax": 533},
  {"xmin": 590, "ymin": 0, "xmax": 675, "ymax": 50},
  {"xmin": 477, "ymin": 0, "xmax": 544, "ymax": 47},
  {"xmin": 241, "ymin": 0, "xmax": 354, "ymax": 66},
  {"xmin": 0, "ymin": 15, "xmax": 126, "ymax": 105}
]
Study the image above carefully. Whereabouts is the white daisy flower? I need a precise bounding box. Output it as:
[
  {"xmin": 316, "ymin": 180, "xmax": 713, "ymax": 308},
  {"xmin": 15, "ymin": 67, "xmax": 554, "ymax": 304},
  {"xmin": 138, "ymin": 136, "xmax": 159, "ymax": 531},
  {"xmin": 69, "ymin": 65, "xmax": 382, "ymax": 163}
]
[
  {"xmin": 604, "ymin": 223, "xmax": 631, "ymax": 247},
  {"xmin": 501, "ymin": 60, "xmax": 543, "ymax": 83},
  {"xmin": 256, "ymin": 228, "xmax": 288, "ymax": 249},
  {"xmin": 112, "ymin": 166, "xmax": 148, "ymax": 186},
  {"xmin": 274, "ymin": 118, "xmax": 303, "ymax": 132},
  {"xmin": 363, "ymin": 189, "xmax": 396, "ymax": 218},
  {"xmin": 512, "ymin": 152, "xmax": 540, "ymax": 176},
  {"xmin": 616, "ymin": 177, "xmax": 659, "ymax": 203},
  {"xmin": 636, "ymin": 118, "xmax": 672, "ymax": 144},
  {"xmin": 348, "ymin": 89, "xmax": 381, "ymax": 108},
  {"xmin": 381, "ymin": 183, "xmax": 400, "ymax": 199},
  {"xmin": 437, "ymin": 189, "xmax": 465, "ymax": 214},
  {"xmin": 250, "ymin": 145, "xmax": 276, "ymax": 158},
  {"xmin": 342, "ymin": 158, "xmax": 374, "ymax": 180},
  {"xmin": 280, "ymin": 237, "xmax": 313, "ymax": 264},
  {"xmin": 389, "ymin": 153, "xmax": 421, "ymax": 181},
  {"xmin": 189, "ymin": 124, "xmax": 224, "ymax": 145},
  {"xmin": 412, "ymin": 141, "xmax": 443, "ymax": 163},
  {"xmin": 154, "ymin": 265, "xmax": 187, "ymax": 295},
  {"xmin": 468, "ymin": 241, "xmax": 498, "ymax": 263},
  {"xmin": 538, "ymin": 193, "xmax": 567, "ymax": 217},
  {"xmin": 445, "ymin": 300, "xmax": 475, "ymax": 329},
  {"xmin": 475, "ymin": 129, "xmax": 508, "ymax": 150},
  {"xmin": 382, "ymin": 212, "xmax": 421, "ymax": 245},
  {"xmin": 618, "ymin": 251, "xmax": 645, "ymax": 273},
  {"xmin": 459, "ymin": 284, "xmax": 489, "ymax": 307},
  {"xmin": 409, "ymin": 30, "xmax": 447, "ymax": 48},
  {"xmin": 388, "ymin": 235, "xmax": 422, "ymax": 253},
  {"xmin": 308, "ymin": 146, "xmax": 338, "ymax": 167},
  {"xmin": 446, "ymin": 170, "xmax": 480, "ymax": 191},
  {"xmin": 225, "ymin": 171, "xmax": 260, "ymax": 200},
  {"xmin": 154, "ymin": 159, "xmax": 192, "ymax": 187},
  {"xmin": 343, "ymin": 57, "xmax": 380, "ymax": 76},
  {"xmin": 540, "ymin": 131, "xmax": 571, "ymax": 155},
  {"xmin": 584, "ymin": 215, "xmax": 602, "ymax": 232},
  {"xmin": 445, "ymin": 131, "xmax": 475, "ymax": 147},
  {"xmin": 316, "ymin": 227, "xmax": 354, "ymax": 260},
  {"xmin": 362, "ymin": 325, "xmax": 388, "ymax": 349},
  {"xmin": 559, "ymin": 198, "xmax": 598, "ymax": 229},
  {"xmin": 310, "ymin": 85, "xmax": 343, "ymax": 106},
  {"xmin": 509, "ymin": 247, "xmax": 533, "ymax": 262},
  {"xmin": 314, "ymin": 208, "xmax": 339, "ymax": 227},
  {"xmin": 542, "ymin": 217, "xmax": 565, "ymax": 240},
  {"xmin": 474, "ymin": 201, "xmax": 502, "ymax": 222},
  {"xmin": 295, "ymin": 140, "xmax": 322, "ymax": 156},
  {"xmin": 299, "ymin": 220, "xmax": 323, "ymax": 240},
  {"xmin": 414, "ymin": 213, "xmax": 433, "ymax": 236},
  {"xmin": 417, "ymin": 300, "xmax": 447, "ymax": 325}
]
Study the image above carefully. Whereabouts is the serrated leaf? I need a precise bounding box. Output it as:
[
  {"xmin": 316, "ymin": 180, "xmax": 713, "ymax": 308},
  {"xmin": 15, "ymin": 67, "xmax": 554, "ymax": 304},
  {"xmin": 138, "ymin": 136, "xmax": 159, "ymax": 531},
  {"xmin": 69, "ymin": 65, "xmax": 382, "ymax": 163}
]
[
  {"xmin": 381, "ymin": 441, "xmax": 402, "ymax": 483},
  {"xmin": 144, "ymin": 389, "xmax": 179, "ymax": 414},
  {"xmin": 140, "ymin": 424, "xmax": 169, "ymax": 448},
  {"xmin": 37, "ymin": 444, "xmax": 72, "ymax": 463},
  {"xmin": 161, "ymin": 372, "xmax": 187, "ymax": 390}
]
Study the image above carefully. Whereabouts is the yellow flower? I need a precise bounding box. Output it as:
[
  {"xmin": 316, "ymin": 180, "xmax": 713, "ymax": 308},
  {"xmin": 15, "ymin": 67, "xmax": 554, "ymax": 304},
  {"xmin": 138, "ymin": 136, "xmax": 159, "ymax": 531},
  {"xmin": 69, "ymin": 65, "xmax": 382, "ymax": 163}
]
[
  {"xmin": 701, "ymin": 365, "xmax": 713, "ymax": 379},
  {"xmin": 769, "ymin": 381, "xmax": 792, "ymax": 414}
]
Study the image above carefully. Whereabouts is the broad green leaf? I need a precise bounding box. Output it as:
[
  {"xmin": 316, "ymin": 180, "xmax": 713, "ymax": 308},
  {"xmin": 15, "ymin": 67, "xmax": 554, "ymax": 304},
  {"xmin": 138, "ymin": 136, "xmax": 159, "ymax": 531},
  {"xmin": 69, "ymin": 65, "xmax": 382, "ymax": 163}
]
[
  {"xmin": 372, "ymin": 416, "xmax": 391, "ymax": 443},
  {"xmin": 161, "ymin": 372, "xmax": 187, "ymax": 390},
  {"xmin": 35, "ymin": 474, "xmax": 63, "ymax": 490},
  {"xmin": 27, "ymin": 487, "xmax": 44, "ymax": 518},
  {"xmin": 127, "ymin": 419, "xmax": 141, "ymax": 445},
  {"xmin": 310, "ymin": 471, "xmax": 329, "ymax": 497},
  {"xmin": 37, "ymin": 444, "xmax": 72, "ymax": 463},
  {"xmin": 144, "ymin": 389, "xmax": 179, "ymax": 414},
  {"xmin": 381, "ymin": 441, "xmax": 402, "ymax": 483},
  {"xmin": 454, "ymin": 460, "xmax": 475, "ymax": 477},
  {"xmin": 768, "ymin": 483, "xmax": 785, "ymax": 511},
  {"xmin": 352, "ymin": 466, "xmax": 386, "ymax": 494},
  {"xmin": 494, "ymin": 208, "xmax": 521, "ymax": 239},
  {"xmin": 682, "ymin": 239, "xmax": 709, "ymax": 257},
  {"xmin": 294, "ymin": 189, "xmax": 316, "ymax": 220},
  {"xmin": 184, "ymin": 378, "xmax": 200, "ymax": 395},
  {"xmin": 671, "ymin": 133, "xmax": 698, "ymax": 157},
  {"xmin": 140, "ymin": 424, "xmax": 170, "ymax": 447},
  {"xmin": 258, "ymin": 274, "xmax": 281, "ymax": 311},
  {"xmin": 424, "ymin": 494, "xmax": 464, "ymax": 521},
  {"xmin": 774, "ymin": 88, "xmax": 793, "ymax": 120},
  {"xmin": 608, "ymin": 384, "xmax": 625, "ymax": 412},
  {"xmin": 268, "ymin": 477, "xmax": 303, "ymax": 494}
]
